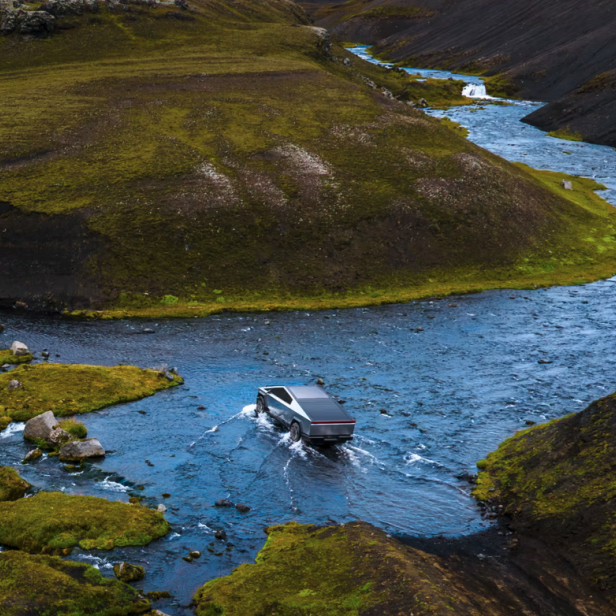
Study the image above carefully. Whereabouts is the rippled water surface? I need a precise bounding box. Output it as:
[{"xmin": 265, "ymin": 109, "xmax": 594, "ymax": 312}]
[{"xmin": 3, "ymin": 281, "xmax": 616, "ymax": 612}]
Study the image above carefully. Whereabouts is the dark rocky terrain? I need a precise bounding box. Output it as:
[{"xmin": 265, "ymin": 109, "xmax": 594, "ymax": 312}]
[{"xmin": 310, "ymin": 0, "xmax": 616, "ymax": 147}]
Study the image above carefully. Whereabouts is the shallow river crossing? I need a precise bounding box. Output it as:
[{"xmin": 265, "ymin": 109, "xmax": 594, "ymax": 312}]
[{"xmin": 2, "ymin": 52, "xmax": 616, "ymax": 615}]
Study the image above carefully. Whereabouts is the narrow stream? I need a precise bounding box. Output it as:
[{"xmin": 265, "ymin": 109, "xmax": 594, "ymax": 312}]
[
  {"xmin": 2, "ymin": 47, "xmax": 616, "ymax": 616},
  {"xmin": 349, "ymin": 45, "xmax": 616, "ymax": 206}
]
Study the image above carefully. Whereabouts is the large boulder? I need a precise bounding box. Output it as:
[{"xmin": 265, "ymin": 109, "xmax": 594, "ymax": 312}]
[
  {"xmin": 0, "ymin": 466, "xmax": 31, "ymax": 501},
  {"xmin": 10, "ymin": 341, "xmax": 29, "ymax": 357},
  {"xmin": 58, "ymin": 438, "xmax": 105, "ymax": 461},
  {"xmin": 24, "ymin": 411, "xmax": 58, "ymax": 442},
  {"xmin": 113, "ymin": 562, "xmax": 145, "ymax": 583}
]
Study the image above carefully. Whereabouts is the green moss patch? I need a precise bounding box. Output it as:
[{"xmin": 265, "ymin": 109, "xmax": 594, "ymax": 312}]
[
  {"xmin": 0, "ymin": 350, "xmax": 33, "ymax": 365},
  {"xmin": 473, "ymin": 392, "xmax": 616, "ymax": 602},
  {"xmin": 0, "ymin": 466, "xmax": 31, "ymax": 501},
  {"xmin": 0, "ymin": 491, "xmax": 169, "ymax": 552},
  {"xmin": 0, "ymin": 363, "xmax": 182, "ymax": 422},
  {"xmin": 547, "ymin": 128, "xmax": 584, "ymax": 142},
  {"xmin": 0, "ymin": 550, "xmax": 150, "ymax": 616}
]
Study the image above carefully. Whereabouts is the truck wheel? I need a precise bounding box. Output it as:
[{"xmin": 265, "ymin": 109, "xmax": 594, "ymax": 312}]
[
  {"xmin": 255, "ymin": 396, "xmax": 266, "ymax": 416},
  {"xmin": 289, "ymin": 422, "xmax": 301, "ymax": 443}
]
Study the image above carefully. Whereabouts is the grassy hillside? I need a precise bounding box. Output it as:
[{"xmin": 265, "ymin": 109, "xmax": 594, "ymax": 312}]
[
  {"xmin": 1, "ymin": 0, "xmax": 616, "ymax": 316},
  {"xmin": 474, "ymin": 392, "xmax": 616, "ymax": 604}
]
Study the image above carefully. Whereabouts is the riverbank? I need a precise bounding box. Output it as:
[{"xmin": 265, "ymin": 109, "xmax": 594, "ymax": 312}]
[{"xmin": 63, "ymin": 165, "xmax": 616, "ymax": 319}]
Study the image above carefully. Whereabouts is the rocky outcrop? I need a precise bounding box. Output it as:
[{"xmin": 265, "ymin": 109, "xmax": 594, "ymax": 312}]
[
  {"xmin": 113, "ymin": 561, "xmax": 145, "ymax": 583},
  {"xmin": 474, "ymin": 392, "xmax": 616, "ymax": 604},
  {"xmin": 0, "ymin": 466, "xmax": 30, "ymax": 501},
  {"xmin": 58, "ymin": 437, "xmax": 105, "ymax": 461},
  {"xmin": 0, "ymin": 551, "xmax": 151, "ymax": 615},
  {"xmin": 0, "ymin": 9, "xmax": 55, "ymax": 34},
  {"xmin": 194, "ymin": 520, "xmax": 612, "ymax": 615},
  {"xmin": 24, "ymin": 410, "xmax": 58, "ymax": 442}
]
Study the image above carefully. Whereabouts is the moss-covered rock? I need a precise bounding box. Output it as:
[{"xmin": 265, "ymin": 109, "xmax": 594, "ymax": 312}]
[
  {"xmin": 0, "ymin": 349, "xmax": 33, "ymax": 365},
  {"xmin": 114, "ymin": 562, "xmax": 146, "ymax": 583},
  {"xmin": 0, "ymin": 492, "xmax": 169, "ymax": 552},
  {"xmin": 0, "ymin": 363, "xmax": 183, "ymax": 422},
  {"xmin": 0, "ymin": 466, "xmax": 31, "ymax": 501},
  {"xmin": 473, "ymin": 393, "xmax": 616, "ymax": 604},
  {"xmin": 194, "ymin": 520, "xmax": 609, "ymax": 615},
  {"xmin": 0, "ymin": 550, "xmax": 150, "ymax": 616}
]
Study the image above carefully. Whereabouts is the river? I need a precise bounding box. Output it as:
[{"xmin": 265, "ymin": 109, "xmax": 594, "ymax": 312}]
[
  {"xmin": 349, "ymin": 45, "xmax": 616, "ymax": 206},
  {"xmin": 2, "ymin": 50, "xmax": 616, "ymax": 616}
]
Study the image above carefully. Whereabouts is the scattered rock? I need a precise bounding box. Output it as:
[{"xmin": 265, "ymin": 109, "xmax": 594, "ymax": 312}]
[
  {"xmin": 10, "ymin": 341, "xmax": 29, "ymax": 357},
  {"xmin": 146, "ymin": 590, "xmax": 172, "ymax": 601},
  {"xmin": 58, "ymin": 438, "xmax": 105, "ymax": 461},
  {"xmin": 215, "ymin": 498, "xmax": 233, "ymax": 507},
  {"xmin": 537, "ymin": 359, "xmax": 553, "ymax": 364},
  {"xmin": 417, "ymin": 98, "xmax": 428, "ymax": 108},
  {"xmin": 343, "ymin": 57, "xmax": 350, "ymax": 66},
  {"xmin": 150, "ymin": 610, "xmax": 172, "ymax": 616},
  {"xmin": 162, "ymin": 493, "xmax": 171, "ymax": 498},
  {"xmin": 379, "ymin": 409, "xmax": 388, "ymax": 415},
  {"xmin": 525, "ymin": 420, "xmax": 536, "ymax": 425},
  {"xmin": 415, "ymin": 327, "xmax": 424, "ymax": 332},
  {"xmin": 215, "ymin": 529, "xmax": 227, "ymax": 540},
  {"xmin": 157, "ymin": 504, "xmax": 167, "ymax": 513},
  {"xmin": 113, "ymin": 562, "xmax": 145, "ymax": 583},
  {"xmin": 197, "ymin": 405, "xmax": 206, "ymax": 410},
  {"xmin": 41, "ymin": 351, "xmax": 50, "ymax": 359},
  {"xmin": 142, "ymin": 328, "xmax": 155, "ymax": 334},
  {"xmin": 235, "ymin": 503, "xmax": 251, "ymax": 513},
  {"xmin": 448, "ymin": 303, "xmax": 458, "ymax": 308},
  {"xmin": 22, "ymin": 448, "xmax": 42, "ymax": 463},
  {"xmin": 317, "ymin": 378, "xmax": 324, "ymax": 385},
  {"xmin": 182, "ymin": 555, "xmax": 194, "ymax": 562},
  {"xmin": 174, "ymin": 0, "xmax": 188, "ymax": 9},
  {"xmin": 8, "ymin": 379, "xmax": 21, "ymax": 390},
  {"xmin": 47, "ymin": 427, "xmax": 72, "ymax": 446},
  {"xmin": 561, "ymin": 180, "xmax": 573, "ymax": 190},
  {"xmin": 24, "ymin": 411, "xmax": 57, "ymax": 441},
  {"xmin": 189, "ymin": 550, "xmax": 201, "ymax": 558}
]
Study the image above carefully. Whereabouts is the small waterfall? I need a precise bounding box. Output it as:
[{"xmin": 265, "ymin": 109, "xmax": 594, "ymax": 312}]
[{"xmin": 462, "ymin": 84, "xmax": 492, "ymax": 99}]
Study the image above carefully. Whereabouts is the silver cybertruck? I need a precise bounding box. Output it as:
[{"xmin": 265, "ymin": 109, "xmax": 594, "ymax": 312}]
[{"xmin": 256, "ymin": 385, "xmax": 355, "ymax": 446}]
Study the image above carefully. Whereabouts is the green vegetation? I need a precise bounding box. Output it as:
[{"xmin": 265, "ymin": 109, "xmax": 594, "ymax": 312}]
[
  {"xmin": 1, "ymin": 0, "xmax": 615, "ymax": 315},
  {"xmin": 0, "ymin": 551, "xmax": 150, "ymax": 616},
  {"xmin": 0, "ymin": 466, "xmax": 31, "ymax": 501},
  {"xmin": 62, "ymin": 166, "xmax": 616, "ymax": 318},
  {"xmin": 547, "ymin": 128, "xmax": 584, "ymax": 142},
  {"xmin": 0, "ymin": 350, "xmax": 33, "ymax": 365},
  {"xmin": 0, "ymin": 491, "xmax": 169, "ymax": 552},
  {"xmin": 473, "ymin": 392, "xmax": 616, "ymax": 602},
  {"xmin": 577, "ymin": 71, "xmax": 616, "ymax": 94},
  {"xmin": 194, "ymin": 521, "xmax": 457, "ymax": 615},
  {"xmin": 483, "ymin": 73, "xmax": 519, "ymax": 98},
  {"xmin": 439, "ymin": 116, "xmax": 470, "ymax": 137},
  {"xmin": 0, "ymin": 363, "xmax": 183, "ymax": 422},
  {"xmin": 59, "ymin": 418, "xmax": 88, "ymax": 439}
]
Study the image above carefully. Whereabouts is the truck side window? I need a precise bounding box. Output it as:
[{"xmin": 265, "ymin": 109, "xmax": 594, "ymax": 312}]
[{"xmin": 271, "ymin": 388, "xmax": 293, "ymax": 405}]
